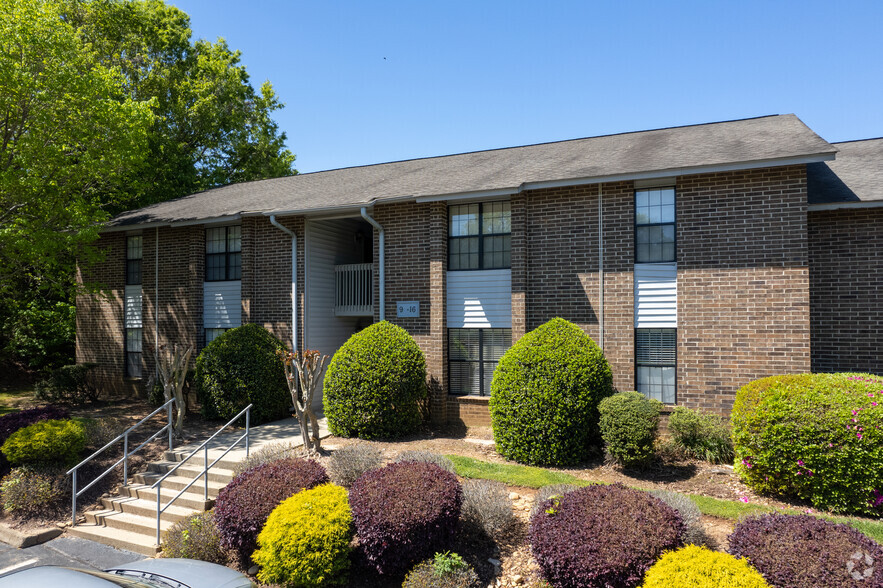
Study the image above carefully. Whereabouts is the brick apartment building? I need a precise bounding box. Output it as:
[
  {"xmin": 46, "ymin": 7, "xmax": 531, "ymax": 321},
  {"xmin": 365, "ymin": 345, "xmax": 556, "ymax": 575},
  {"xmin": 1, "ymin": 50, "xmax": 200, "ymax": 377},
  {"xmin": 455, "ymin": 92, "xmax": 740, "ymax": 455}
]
[{"xmin": 76, "ymin": 115, "xmax": 883, "ymax": 426}]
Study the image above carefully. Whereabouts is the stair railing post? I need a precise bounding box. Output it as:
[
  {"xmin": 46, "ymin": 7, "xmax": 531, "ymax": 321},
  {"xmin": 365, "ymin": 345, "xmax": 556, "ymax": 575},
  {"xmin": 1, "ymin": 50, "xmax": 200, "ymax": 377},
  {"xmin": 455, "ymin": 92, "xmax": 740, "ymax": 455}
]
[
  {"xmin": 123, "ymin": 432, "xmax": 129, "ymax": 484},
  {"xmin": 204, "ymin": 445, "xmax": 208, "ymax": 501},
  {"xmin": 156, "ymin": 482, "xmax": 162, "ymax": 546},
  {"xmin": 71, "ymin": 468, "xmax": 77, "ymax": 527},
  {"xmin": 246, "ymin": 407, "xmax": 250, "ymax": 458},
  {"xmin": 167, "ymin": 398, "xmax": 173, "ymax": 451}
]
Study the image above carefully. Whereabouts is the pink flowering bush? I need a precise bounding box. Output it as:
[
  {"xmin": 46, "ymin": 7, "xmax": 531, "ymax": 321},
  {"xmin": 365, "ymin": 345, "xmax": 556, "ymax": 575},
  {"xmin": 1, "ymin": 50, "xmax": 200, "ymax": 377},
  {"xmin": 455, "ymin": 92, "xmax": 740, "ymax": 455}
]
[{"xmin": 732, "ymin": 373, "xmax": 883, "ymax": 515}]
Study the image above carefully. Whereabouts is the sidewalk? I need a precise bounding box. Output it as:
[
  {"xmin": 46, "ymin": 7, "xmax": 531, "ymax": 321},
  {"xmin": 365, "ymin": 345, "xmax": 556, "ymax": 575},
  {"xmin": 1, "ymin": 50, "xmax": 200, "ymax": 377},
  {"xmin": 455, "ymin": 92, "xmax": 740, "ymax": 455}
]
[{"xmin": 170, "ymin": 414, "xmax": 331, "ymax": 464}]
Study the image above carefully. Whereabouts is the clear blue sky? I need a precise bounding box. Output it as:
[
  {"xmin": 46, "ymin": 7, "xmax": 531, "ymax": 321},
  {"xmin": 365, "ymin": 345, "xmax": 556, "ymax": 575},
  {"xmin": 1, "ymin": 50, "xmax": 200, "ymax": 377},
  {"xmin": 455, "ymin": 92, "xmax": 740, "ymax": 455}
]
[{"xmin": 170, "ymin": 0, "xmax": 883, "ymax": 174}]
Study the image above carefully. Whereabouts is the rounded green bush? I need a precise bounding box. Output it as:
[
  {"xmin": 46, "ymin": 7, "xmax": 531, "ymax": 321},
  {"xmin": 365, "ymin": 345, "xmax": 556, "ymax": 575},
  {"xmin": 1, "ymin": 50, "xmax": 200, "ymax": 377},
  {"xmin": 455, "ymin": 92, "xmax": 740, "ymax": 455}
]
[
  {"xmin": 403, "ymin": 552, "xmax": 480, "ymax": 588},
  {"xmin": 1, "ymin": 419, "xmax": 86, "ymax": 467},
  {"xmin": 323, "ymin": 321, "xmax": 427, "ymax": 439},
  {"xmin": 0, "ymin": 466, "xmax": 69, "ymax": 518},
  {"xmin": 599, "ymin": 391, "xmax": 661, "ymax": 466},
  {"xmin": 489, "ymin": 318, "xmax": 613, "ymax": 466},
  {"xmin": 732, "ymin": 373, "xmax": 883, "ymax": 515},
  {"xmin": 195, "ymin": 324, "xmax": 290, "ymax": 426},
  {"xmin": 641, "ymin": 544, "xmax": 770, "ymax": 588},
  {"xmin": 252, "ymin": 483, "xmax": 353, "ymax": 587}
]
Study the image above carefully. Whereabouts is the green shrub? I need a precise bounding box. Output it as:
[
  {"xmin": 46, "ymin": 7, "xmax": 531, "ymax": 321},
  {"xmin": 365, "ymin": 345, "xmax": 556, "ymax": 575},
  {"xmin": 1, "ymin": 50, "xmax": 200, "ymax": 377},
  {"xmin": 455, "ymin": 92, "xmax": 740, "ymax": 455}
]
[
  {"xmin": 599, "ymin": 391, "xmax": 661, "ymax": 466},
  {"xmin": 402, "ymin": 552, "xmax": 481, "ymax": 588},
  {"xmin": 323, "ymin": 321, "xmax": 427, "ymax": 439},
  {"xmin": 489, "ymin": 318, "xmax": 613, "ymax": 466},
  {"xmin": 0, "ymin": 466, "xmax": 69, "ymax": 518},
  {"xmin": 667, "ymin": 406, "xmax": 734, "ymax": 464},
  {"xmin": 1, "ymin": 419, "xmax": 86, "ymax": 467},
  {"xmin": 195, "ymin": 324, "xmax": 290, "ymax": 426},
  {"xmin": 641, "ymin": 544, "xmax": 770, "ymax": 587},
  {"xmin": 34, "ymin": 363, "xmax": 99, "ymax": 404},
  {"xmin": 732, "ymin": 373, "xmax": 883, "ymax": 515},
  {"xmin": 253, "ymin": 483, "xmax": 353, "ymax": 587},
  {"xmin": 162, "ymin": 510, "xmax": 225, "ymax": 564}
]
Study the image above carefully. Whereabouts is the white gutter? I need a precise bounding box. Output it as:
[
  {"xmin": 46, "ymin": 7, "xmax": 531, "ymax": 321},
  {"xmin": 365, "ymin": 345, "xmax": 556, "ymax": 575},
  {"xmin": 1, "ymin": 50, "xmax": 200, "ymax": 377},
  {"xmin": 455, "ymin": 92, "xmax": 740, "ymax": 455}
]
[
  {"xmin": 598, "ymin": 184, "xmax": 604, "ymax": 351},
  {"xmin": 808, "ymin": 200, "xmax": 883, "ymax": 211},
  {"xmin": 269, "ymin": 216, "xmax": 298, "ymax": 352},
  {"xmin": 360, "ymin": 207, "xmax": 385, "ymax": 321}
]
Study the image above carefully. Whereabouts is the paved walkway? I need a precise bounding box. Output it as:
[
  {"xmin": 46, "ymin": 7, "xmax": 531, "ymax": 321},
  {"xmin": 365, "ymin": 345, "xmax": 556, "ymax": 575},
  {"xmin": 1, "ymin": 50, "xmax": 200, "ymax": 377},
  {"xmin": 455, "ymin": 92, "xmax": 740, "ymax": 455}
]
[
  {"xmin": 171, "ymin": 414, "xmax": 331, "ymax": 464},
  {"xmin": 0, "ymin": 537, "xmax": 141, "ymax": 576}
]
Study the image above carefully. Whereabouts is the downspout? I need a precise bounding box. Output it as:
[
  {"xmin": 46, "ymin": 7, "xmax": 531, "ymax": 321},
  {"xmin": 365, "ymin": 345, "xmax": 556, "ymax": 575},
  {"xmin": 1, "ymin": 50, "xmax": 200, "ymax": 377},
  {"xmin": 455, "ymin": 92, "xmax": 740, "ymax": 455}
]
[
  {"xmin": 155, "ymin": 226, "xmax": 159, "ymax": 378},
  {"xmin": 269, "ymin": 216, "xmax": 298, "ymax": 352},
  {"xmin": 598, "ymin": 184, "xmax": 604, "ymax": 351},
  {"xmin": 360, "ymin": 207, "xmax": 385, "ymax": 321}
]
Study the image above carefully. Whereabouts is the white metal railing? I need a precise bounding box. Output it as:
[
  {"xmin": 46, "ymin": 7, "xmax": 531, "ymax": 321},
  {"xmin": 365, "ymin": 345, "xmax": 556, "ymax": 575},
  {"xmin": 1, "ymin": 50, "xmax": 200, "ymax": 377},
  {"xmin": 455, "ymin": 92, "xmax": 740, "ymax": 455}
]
[
  {"xmin": 68, "ymin": 398, "xmax": 176, "ymax": 526},
  {"xmin": 335, "ymin": 263, "xmax": 373, "ymax": 316},
  {"xmin": 151, "ymin": 404, "xmax": 252, "ymax": 545}
]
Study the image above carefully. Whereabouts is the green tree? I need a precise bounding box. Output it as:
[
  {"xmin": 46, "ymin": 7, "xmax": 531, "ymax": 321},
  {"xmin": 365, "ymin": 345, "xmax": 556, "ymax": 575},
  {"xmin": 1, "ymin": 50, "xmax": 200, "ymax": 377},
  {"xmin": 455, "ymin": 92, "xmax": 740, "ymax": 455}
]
[
  {"xmin": 62, "ymin": 0, "xmax": 297, "ymax": 210},
  {"xmin": 0, "ymin": 0, "xmax": 153, "ymax": 372}
]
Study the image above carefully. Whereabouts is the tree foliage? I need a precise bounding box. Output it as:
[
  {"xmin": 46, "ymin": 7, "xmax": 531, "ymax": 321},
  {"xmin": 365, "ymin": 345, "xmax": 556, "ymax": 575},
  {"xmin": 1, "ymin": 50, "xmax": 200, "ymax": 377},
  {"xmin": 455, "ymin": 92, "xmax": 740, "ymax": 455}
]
[{"xmin": 0, "ymin": 0, "xmax": 296, "ymax": 374}]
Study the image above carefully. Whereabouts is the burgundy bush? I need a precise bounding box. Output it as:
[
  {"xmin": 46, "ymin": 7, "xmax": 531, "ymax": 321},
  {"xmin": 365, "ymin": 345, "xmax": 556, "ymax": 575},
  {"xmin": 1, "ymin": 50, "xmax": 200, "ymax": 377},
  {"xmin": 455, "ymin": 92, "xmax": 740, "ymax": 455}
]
[
  {"xmin": 213, "ymin": 457, "xmax": 328, "ymax": 563},
  {"xmin": 349, "ymin": 461, "xmax": 462, "ymax": 576},
  {"xmin": 729, "ymin": 514, "xmax": 883, "ymax": 588},
  {"xmin": 529, "ymin": 484, "xmax": 684, "ymax": 588},
  {"xmin": 0, "ymin": 405, "xmax": 68, "ymax": 443}
]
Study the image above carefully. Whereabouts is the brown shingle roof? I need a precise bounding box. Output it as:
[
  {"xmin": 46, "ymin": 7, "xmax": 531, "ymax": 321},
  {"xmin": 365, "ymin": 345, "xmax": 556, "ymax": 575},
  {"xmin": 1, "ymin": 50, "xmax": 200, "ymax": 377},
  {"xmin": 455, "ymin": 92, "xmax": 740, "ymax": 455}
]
[
  {"xmin": 109, "ymin": 114, "xmax": 835, "ymax": 227},
  {"xmin": 808, "ymin": 138, "xmax": 883, "ymax": 204}
]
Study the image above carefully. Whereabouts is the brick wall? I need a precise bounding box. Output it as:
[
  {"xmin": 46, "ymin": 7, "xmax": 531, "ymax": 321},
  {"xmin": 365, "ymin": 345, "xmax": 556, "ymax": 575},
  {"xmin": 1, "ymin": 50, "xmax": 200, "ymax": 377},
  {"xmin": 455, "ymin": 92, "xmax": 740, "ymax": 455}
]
[
  {"xmin": 809, "ymin": 207, "xmax": 883, "ymax": 375},
  {"xmin": 677, "ymin": 165, "xmax": 811, "ymax": 413}
]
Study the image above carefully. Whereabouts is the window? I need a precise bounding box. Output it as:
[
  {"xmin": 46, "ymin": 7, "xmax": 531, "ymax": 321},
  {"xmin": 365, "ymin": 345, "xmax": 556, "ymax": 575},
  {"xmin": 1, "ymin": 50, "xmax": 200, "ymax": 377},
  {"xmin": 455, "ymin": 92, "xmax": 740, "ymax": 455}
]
[
  {"xmin": 205, "ymin": 328, "xmax": 228, "ymax": 344},
  {"xmin": 449, "ymin": 328, "xmax": 511, "ymax": 396},
  {"xmin": 125, "ymin": 235, "xmax": 142, "ymax": 378},
  {"xmin": 126, "ymin": 235, "xmax": 142, "ymax": 285},
  {"xmin": 206, "ymin": 226, "xmax": 242, "ymax": 281},
  {"xmin": 636, "ymin": 328, "xmax": 676, "ymax": 403},
  {"xmin": 635, "ymin": 188, "xmax": 675, "ymax": 263},
  {"xmin": 449, "ymin": 201, "xmax": 511, "ymax": 270}
]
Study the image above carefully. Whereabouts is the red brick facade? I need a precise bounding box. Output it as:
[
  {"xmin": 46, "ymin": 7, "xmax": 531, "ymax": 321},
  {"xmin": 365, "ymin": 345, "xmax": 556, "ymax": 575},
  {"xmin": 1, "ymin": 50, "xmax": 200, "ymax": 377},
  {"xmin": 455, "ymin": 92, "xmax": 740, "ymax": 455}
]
[
  {"xmin": 76, "ymin": 163, "xmax": 859, "ymax": 424},
  {"xmin": 809, "ymin": 208, "xmax": 883, "ymax": 375}
]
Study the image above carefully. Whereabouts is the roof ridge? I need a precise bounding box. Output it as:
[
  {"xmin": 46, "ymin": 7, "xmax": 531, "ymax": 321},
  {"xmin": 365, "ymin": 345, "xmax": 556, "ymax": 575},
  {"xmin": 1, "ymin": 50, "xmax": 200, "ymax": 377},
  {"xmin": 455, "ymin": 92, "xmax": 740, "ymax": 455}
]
[{"xmin": 831, "ymin": 137, "xmax": 883, "ymax": 145}]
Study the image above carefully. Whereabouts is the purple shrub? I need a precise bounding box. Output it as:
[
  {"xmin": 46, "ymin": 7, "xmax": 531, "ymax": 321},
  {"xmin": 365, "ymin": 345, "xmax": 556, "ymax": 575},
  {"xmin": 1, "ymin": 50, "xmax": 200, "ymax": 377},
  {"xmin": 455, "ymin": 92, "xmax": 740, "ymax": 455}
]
[
  {"xmin": 729, "ymin": 514, "xmax": 883, "ymax": 588},
  {"xmin": 213, "ymin": 457, "xmax": 328, "ymax": 563},
  {"xmin": 529, "ymin": 484, "xmax": 684, "ymax": 588},
  {"xmin": 349, "ymin": 461, "xmax": 462, "ymax": 577}
]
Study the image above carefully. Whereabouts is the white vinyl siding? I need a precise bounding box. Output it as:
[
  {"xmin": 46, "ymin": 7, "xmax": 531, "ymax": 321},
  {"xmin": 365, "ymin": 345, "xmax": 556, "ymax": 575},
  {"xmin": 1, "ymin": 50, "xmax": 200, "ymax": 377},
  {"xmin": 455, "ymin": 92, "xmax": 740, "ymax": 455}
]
[
  {"xmin": 124, "ymin": 285, "xmax": 143, "ymax": 328},
  {"xmin": 634, "ymin": 262, "xmax": 677, "ymax": 328},
  {"xmin": 446, "ymin": 269, "xmax": 512, "ymax": 329},
  {"xmin": 203, "ymin": 281, "xmax": 242, "ymax": 329}
]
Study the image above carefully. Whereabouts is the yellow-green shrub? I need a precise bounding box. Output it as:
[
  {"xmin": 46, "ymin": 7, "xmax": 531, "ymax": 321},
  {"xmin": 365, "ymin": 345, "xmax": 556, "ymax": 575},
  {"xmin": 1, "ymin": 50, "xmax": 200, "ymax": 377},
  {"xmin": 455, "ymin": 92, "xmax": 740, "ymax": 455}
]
[
  {"xmin": 641, "ymin": 545, "xmax": 770, "ymax": 588},
  {"xmin": 252, "ymin": 483, "xmax": 353, "ymax": 587},
  {"xmin": 1, "ymin": 419, "xmax": 86, "ymax": 467}
]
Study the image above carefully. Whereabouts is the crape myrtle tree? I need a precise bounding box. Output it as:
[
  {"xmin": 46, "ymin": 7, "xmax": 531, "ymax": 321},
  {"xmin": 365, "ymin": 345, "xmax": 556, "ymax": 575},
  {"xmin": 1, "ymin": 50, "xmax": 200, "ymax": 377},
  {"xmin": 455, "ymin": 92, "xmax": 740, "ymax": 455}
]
[{"xmin": 0, "ymin": 0, "xmax": 296, "ymax": 374}]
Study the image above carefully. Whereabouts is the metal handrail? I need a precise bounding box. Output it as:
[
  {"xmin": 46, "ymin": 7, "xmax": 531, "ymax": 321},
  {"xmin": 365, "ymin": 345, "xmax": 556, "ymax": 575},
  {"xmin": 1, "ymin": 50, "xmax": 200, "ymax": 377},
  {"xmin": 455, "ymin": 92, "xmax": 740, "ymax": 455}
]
[
  {"xmin": 68, "ymin": 398, "xmax": 176, "ymax": 526},
  {"xmin": 151, "ymin": 404, "xmax": 251, "ymax": 545}
]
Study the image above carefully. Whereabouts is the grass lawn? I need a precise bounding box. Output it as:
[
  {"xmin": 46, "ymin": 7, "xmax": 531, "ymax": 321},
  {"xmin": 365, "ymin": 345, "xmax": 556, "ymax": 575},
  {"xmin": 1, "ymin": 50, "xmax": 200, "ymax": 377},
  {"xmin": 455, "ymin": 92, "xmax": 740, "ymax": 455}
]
[
  {"xmin": 447, "ymin": 454, "xmax": 883, "ymax": 543},
  {"xmin": 0, "ymin": 385, "xmax": 36, "ymax": 415}
]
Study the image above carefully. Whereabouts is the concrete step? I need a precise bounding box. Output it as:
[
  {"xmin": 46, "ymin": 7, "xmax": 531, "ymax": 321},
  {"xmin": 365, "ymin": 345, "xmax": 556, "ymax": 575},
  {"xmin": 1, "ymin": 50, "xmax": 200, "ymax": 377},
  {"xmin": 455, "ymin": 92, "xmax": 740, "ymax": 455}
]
[
  {"xmin": 163, "ymin": 450, "xmax": 243, "ymax": 472},
  {"xmin": 146, "ymin": 461, "xmax": 237, "ymax": 484},
  {"xmin": 84, "ymin": 509, "xmax": 176, "ymax": 536},
  {"xmin": 99, "ymin": 495, "xmax": 194, "ymax": 522},
  {"xmin": 67, "ymin": 524, "xmax": 161, "ymax": 557},
  {"xmin": 120, "ymin": 483, "xmax": 214, "ymax": 511},
  {"xmin": 131, "ymin": 472, "xmax": 228, "ymax": 495}
]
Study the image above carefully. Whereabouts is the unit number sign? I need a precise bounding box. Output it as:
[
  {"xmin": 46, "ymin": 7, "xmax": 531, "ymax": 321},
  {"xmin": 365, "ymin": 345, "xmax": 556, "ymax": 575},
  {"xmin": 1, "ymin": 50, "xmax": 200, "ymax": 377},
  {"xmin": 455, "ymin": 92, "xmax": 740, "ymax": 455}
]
[{"xmin": 397, "ymin": 301, "xmax": 419, "ymax": 318}]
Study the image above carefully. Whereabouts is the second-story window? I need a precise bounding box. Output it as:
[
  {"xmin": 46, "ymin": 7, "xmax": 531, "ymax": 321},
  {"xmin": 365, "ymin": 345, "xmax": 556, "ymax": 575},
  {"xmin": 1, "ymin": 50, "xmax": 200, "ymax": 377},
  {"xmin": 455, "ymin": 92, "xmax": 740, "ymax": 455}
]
[
  {"xmin": 449, "ymin": 201, "xmax": 511, "ymax": 270},
  {"xmin": 126, "ymin": 235, "xmax": 142, "ymax": 285},
  {"xmin": 206, "ymin": 226, "xmax": 242, "ymax": 281},
  {"xmin": 635, "ymin": 188, "xmax": 675, "ymax": 263}
]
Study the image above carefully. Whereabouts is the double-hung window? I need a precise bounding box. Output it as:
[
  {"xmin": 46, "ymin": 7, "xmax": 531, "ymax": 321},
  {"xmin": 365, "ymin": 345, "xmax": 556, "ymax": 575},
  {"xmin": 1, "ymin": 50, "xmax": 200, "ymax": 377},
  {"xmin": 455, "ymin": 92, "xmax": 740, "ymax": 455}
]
[
  {"xmin": 447, "ymin": 201, "xmax": 512, "ymax": 396},
  {"xmin": 634, "ymin": 187, "xmax": 676, "ymax": 402},
  {"xmin": 448, "ymin": 201, "xmax": 511, "ymax": 270},
  {"xmin": 125, "ymin": 235, "xmax": 143, "ymax": 378},
  {"xmin": 206, "ymin": 226, "xmax": 242, "ymax": 281},
  {"xmin": 449, "ymin": 328, "xmax": 511, "ymax": 396}
]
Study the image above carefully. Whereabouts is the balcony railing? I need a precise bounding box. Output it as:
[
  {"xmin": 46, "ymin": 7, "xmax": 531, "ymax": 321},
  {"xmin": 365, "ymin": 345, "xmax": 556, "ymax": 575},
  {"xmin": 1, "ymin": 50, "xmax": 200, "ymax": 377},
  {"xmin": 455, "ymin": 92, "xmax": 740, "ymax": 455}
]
[{"xmin": 335, "ymin": 263, "xmax": 373, "ymax": 316}]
